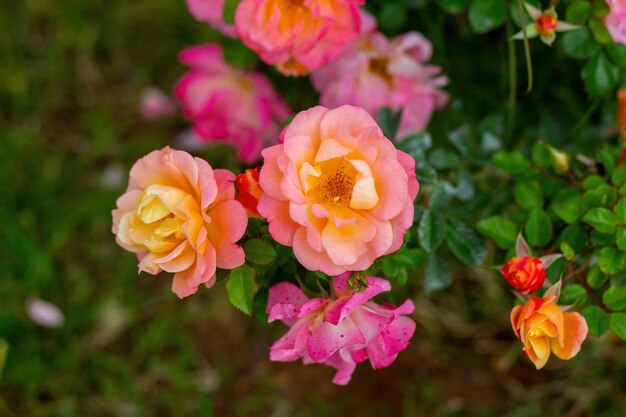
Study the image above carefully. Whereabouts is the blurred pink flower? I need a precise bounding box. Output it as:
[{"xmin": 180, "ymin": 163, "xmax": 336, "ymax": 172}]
[
  {"xmin": 258, "ymin": 105, "xmax": 419, "ymax": 275},
  {"xmin": 26, "ymin": 298, "xmax": 64, "ymax": 328},
  {"xmin": 112, "ymin": 147, "xmax": 247, "ymax": 298},
  {"xmin": 140, "ymin": 87, "xmax": 176, "ymax": 120},
  {"xmin": 267, "ymin": 274, "xmax": 415, "ymax": 385},
  {"xmin": 185, "ymin": 0, "xmax": 238, "ymax": 38},
  {"xmin": 605, "ymin": 0, "xmax": 626, "ymax": 45},
  {"xmin": 235, "ymin": 0, "xmax": 364, "ymax": 76},
  {"xmin": 174, "ymin": 44, "xmax": 291, "ymax": 163},
  {"xmin": 311, "ymin": 15, "xmax": 449, "ymax": 138}
]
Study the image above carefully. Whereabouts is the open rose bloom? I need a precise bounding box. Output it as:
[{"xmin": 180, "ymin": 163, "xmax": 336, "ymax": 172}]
[
  {"xmin": 312, "ymin": 14, "xmax": 449, "ymax": 138},
  {"xmin": 605, "ymin": 0, "xmax": 626, "ymax": 45},
  {"xmin": 258, "ymin": 105, "xmax": 420, "ymax": 275},
  {"xmin": 511, "ymin": 296, "xmax": 588, "ymax": 369},
  {"xmin": 235, "ymin": 0, "xmax": 364, "ymax": 75},
  {"xmin": 267, "ymin": 274, "xmax": 416, "ymax": 385},
  {"xmin": 112, "ymin": 148, "xmax": 248, "ymax": 298},
  {"xmin": 175, "ymin": 44, "xmax": 291, "ymax": 163},
  {"xmin": 185, "ymin": 0, "xmax": 237, "ymax": 37}
]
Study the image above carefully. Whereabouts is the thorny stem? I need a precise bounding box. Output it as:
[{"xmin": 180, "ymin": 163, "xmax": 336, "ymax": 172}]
[
  {"xmin": 562, "ymin": 264, "xmax": 590, "ymax": 284},
  {"xmin": 579, "ymin": 274, "xmax": 613, "ymax": 314}
]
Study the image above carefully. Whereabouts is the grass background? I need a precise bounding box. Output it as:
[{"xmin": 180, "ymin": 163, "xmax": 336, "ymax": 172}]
[{"xmin": 2, "ymin": 0, "xmax": 626, "ymax": 416}]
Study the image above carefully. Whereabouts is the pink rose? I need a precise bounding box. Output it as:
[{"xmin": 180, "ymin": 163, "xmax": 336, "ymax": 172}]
[
  {"xmin": 112, "ymin": 147, "xmax": 247, "ymax": 298},
  {"xmin": 312, "ymin": 17, "xmax": 449, "ymax": 138},
  {"xmin": 139, "ymin": 87, "xmax": 176, "ymax": 120},
  {"xmin": 258, "ymin": 105, "xmax": 420, "ymax": 275},
  {"xmin": 267, "ymin": 274, "xmax": 416, "ymax": 385},
  {"xmin": 185, "ymin": 0, "xmax": 237, "ymax": 38},
  {"xmin": 174, "ymin": 44, "xmax": 291, "ymax": 163},
  {"xmin": 605, "ymin": 0, "xmax": 626, "ymax": 45},
  {"xmin": 235, "ymin": 0, "xmax": 364, "ymax": 76}
]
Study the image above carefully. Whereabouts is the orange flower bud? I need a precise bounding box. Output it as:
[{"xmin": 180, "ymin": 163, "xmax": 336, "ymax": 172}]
[
  {"xmin": 236, "ymin": 168, "xmax": 264, "ymax": 218},
  {"xmin": 536, "ymin": 14, "xmax": 557, "ymax": 37},
  {"xmin": 501, "ymin": 256, "xmax": 546, "ymax": 294},
  {"xmin": 511, "ymin": 296, "xmax": 588, "ymax": 369}
]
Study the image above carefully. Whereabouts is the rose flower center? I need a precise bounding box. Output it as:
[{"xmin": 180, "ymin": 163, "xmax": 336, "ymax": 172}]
[
  {"xmin": 536, "ymin": 15, "xmax": 557, "ymax": 36},
  {"xmin": 369, "ymin": 58, "xmax": 394, "ymax": 88}
]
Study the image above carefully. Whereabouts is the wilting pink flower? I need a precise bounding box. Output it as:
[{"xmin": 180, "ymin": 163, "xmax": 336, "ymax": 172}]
[
  {"xmin": 258, "ymin": 105, "xmax": 419, "ymax": 275},
  {"xmin": 605, "ymin": 0, "xmax": 626, "ymax": 45},
  {"xmin": 185, "ymin": 0, "xmax": 238, "ymax": 37},
  {"xmin": 235, "ymin": 0, "xmax": 364, "ymax": 76},
  {"xmin": 311, "ymin": 15, "xmax": 448, "ymax": 138},
  {"xmin": 174, "ymin": 44, "xmax": 291, "ymax": 163},
  {"xmin": 26, "ymin": 298, "xmax": 65, "ymax": 328},
  {"xmin": 112, "ymin": 147, "xmax": 247, "ymax": 298},
  {"xmin": 140, "ymin": 87, "xmax": 177, "ymax": 120},
  {"xmin": 267, "ymin": 274, "xmax": 416, "ymax": 385}
]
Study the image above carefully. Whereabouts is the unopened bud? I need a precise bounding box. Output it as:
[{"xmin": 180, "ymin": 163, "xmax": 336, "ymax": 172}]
[
  {"xmin": 547, "ymin": 145, "xmax": 570, "ymax": 173},
  {"xmin": 235, "ymin": 168, "xmax": 264, "ymax": 218}
]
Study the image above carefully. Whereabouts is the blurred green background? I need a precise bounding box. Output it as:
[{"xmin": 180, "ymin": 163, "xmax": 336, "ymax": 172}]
[{"xmin": 2, "ymin": 0, "xmax": 626, "ymax": 416}]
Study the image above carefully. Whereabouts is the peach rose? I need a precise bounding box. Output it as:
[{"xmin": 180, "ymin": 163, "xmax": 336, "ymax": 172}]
[
  {"xmin": 112, "ymin": 147, "xmax": 248, "ymax": 298},
  {"xmin": 501, "ymin": 256, "xmax": 546, "ymax": 294},
  {"xmin": 511, "ymin": 296, "xmax": 588, "ymax": 369},
  {"xmin": 235, "ymin": 0, "xmax": 364, "ymax": 76},
  {"xmin": 257, "ymin": 105, "xmax": 420, "ymax": 275}
]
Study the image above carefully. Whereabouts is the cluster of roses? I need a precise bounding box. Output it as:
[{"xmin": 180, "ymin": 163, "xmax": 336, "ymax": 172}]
[
  {"xmin": 113, "ymin": 105, "xmax": 420, "ymax": 385},
  {"xmin": 501, "ymin": 235, "xmax": 588, "ymax": 370},
  {"xmin": 176, "ymin": 0, "xmax": 449, "ymax": 162}
]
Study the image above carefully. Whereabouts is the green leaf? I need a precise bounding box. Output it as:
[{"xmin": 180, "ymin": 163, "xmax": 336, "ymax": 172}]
[
  {"xmin": 552, "ymin": 192, "xmax": 582, "ymax": 224},
  {"xmin": 587, "ymin": 265, "xmax": 608, "ymax": 289},
  {"xmin": 244, "ymin": 239, "xmax": 277, "ymax": 265},
  {"xmin": 456, "ymin": 169, "xmax": 475, "ymax": 201},
  {"xmin": 616, "ymin": 199, "xmax": 626, "ymax": 224},
  {"xmin": 583, "ymin": 207, "xmax": 616, "ymax": 234},
  {"xmin": 398, "ymin": 132, "xmax": 432, "ymax": 160},
  {"xmin": 377, "ymin": 108, "xmax": 402, "ymax": 139},
  {"xmin": 226, "ymin": 264, "xmax": 258, "ymax": 315},
  {"xmin": 445, "ymin": 219, "xmax": 487, "ymax": 267},
  {"xmin": 562, "ymin": 28, "xmax": 601, "ymax": 60},
  {"xmin": 591, "ymin": 0, "xmax": 610, "ymax": 17},
  {"xmin": 598, "ymin": 247, "xmax": 626, "ymax": 274},
  {"xmin": 468, "ymin": 0, "xmax": 506, "ymax": 33},
  {"xmin": 582, "ymin": 53, "xmax": 619, "ymax": 96},
  {"xmin": 582, "ymin": 306, "xmax": 610, "ymax": 336},
  {"xmin": 525, "ymin": 208, "xmax": 553, "ymax": 247},
  {"xmin": 610, "ymin": 313, "xmax": 626, "ymax": 341},
  {"xmin": 394, "ymin": 248, "xmax": 427, "ymax": 269},
  {"xmin": 566, "ymin": 1, "xmax": 591, "ymax": 24},
  {"xmin": 531, "ymin": 142, "xmax": 553, "ymax": 167},
  {"xmin": 428, "ymin": 181, "xmax": 457, "ymax": 209},
  {"xmin": 617, "ymin": 229, "xmax": 626, "ymax": 251},
  {"xmin": 560, "ymin": 242, "xmax": 575, "ymax": 260},
  {"xmin": 613, "ymin": 164, "xmax": 626, "ymax": 186},
  {"xmin": 560, "ymin": 284, "xmax": 588, "ymax": 305},
  {"xmin": 580, "ymin": 185, "xmax": 612, "ymax": 213},
  {"xmin": 437, "ymin": 0, "xmax": 470, "ymax": 14},
  {"xmin": 607, "ymin": 44, "xmax": 626, "ymax": 68},
  {"xmin": 415, "ymin": 164, "xmax": 438, "ymax": 183},
  {"xmin": 476, "ymin": 216, "xmax": 518, "ymax": 249},
  {"xmin": 424, "ymin": 250, "xmax": 452, "ymax": 292},
  {"xmin": 429, "ymin": 149, "xmax": 461, "ymax": 170},
  {"xmin": 514, "ymin": 180, "xmax": 543, "ymax": 210},
  {"xmin": 418, "ymin": 210, "xmax": 447, "ymax": 253},
  {"xmin": 582, "ymin": 175, "xmax": 606, "ymax": 190},
  {"xmin": 589, "ymin": 17, "xmax": 613, "ymax": 44},
  {"xmin": 603, "ymin": 286, "xmax": 626, "ymax": 310},
  {"xmin": 493, "ymin": 151, "xmax": 530, "ymax": 174},
  {"xmin": 591, "ymin": 230, "xmax": 615, "ymax": 246},
  {"xmin": 379, "ymin": 2, "xmax": 407, "ymax": 32},
  {"xmin": 558, "ymin": 224, "xmax": 587, "ymax": 252}
]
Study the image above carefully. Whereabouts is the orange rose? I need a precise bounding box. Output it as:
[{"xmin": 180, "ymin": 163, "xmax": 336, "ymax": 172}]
[
  {"xmin": 501, "ymin": 256, "xmax": 546, "ymax": 294},
  {"xmin": 511, "ymin": 296, "xmax": 588, "ymax": 369},
  {"xmin": 235, "ymin": 168, "xmax": 263, "ymax": 218}
]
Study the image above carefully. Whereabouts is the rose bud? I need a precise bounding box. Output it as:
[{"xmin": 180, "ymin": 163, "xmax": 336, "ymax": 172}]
[
  {"xmin": 236, "ymin": 168, "xmax": 263, "ymax": 218},
  {"xmin": 501, "ymin": 256, "xmax": 546, "ymax": 294}
]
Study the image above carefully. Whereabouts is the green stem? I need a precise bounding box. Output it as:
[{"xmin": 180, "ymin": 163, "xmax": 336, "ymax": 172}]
[
  {"xmin": 507, "ymin": 12, "xmax": 518, "ymax": 144},
  {"xmin": 517, "ymin": 0, "xmax": 533, "ymax": 93}
]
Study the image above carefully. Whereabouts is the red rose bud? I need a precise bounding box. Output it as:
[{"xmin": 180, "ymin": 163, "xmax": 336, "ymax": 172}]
[
  {"xmin": 501, "ymin": 256, "xmax": 546, "ymax": 294},
  {"xmin": 236, "ymin": 168, "xmax": 264, "ymax": 218},
  {"xmin": 536, "ymin": 14, "xmax": 557, "ymax": 37}
]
